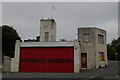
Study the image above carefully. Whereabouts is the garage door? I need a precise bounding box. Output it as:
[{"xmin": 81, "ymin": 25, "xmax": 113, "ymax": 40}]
[{"xmin": 19, "ymin": 47, "xmax": 74, "ymax": 73}]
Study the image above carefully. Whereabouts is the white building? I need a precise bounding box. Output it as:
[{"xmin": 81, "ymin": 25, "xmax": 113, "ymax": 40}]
[{"xmin": 9, "ymin": 19, "xmax": 108, "ymax": 73}]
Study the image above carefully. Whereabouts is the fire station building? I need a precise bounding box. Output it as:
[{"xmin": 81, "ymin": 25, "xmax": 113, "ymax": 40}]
[{"xmin": 10, "ymin": 18, "xmax": 108, "ymax": 73}]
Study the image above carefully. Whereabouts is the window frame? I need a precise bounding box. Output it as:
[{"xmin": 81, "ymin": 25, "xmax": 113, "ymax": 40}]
[
  {"xmin": 98, "ymin": 52, "xmax": 105, "ymax": 61},
  {"xmin": 98, "ymin": 34, "xmax": 104, "ymax": 44},
  {"xmin": 45, "ymin": 32, "xmax": 49, "ymax": 41},
  {"xmin": 83, "ymin": 33, "xmax": 90, "ymax": 43}
]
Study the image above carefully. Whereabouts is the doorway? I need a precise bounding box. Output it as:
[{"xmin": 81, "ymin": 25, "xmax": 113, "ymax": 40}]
[{"xmin": 81, "ymin": 53, "xmax": 87, "ymax": 69}]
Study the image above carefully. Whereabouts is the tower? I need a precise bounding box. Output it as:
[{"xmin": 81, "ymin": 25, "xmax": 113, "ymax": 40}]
[
  {"xmin": 78, "ymin": 27, "xmax": 107, "ymax": 69},
  {"xmin": 40, "ymin": 18, "xmax": 56, "ymax": 42}
]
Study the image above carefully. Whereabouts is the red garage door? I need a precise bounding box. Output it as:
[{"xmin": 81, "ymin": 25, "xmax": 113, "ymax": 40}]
[{"xmin": 19, "ymin": 47, "xmax": 74, "ymax": 73}]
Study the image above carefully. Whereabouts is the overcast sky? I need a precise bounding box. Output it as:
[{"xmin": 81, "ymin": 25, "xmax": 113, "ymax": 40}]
[
  {"xmin": 0, "ymin": 2, "xmax": 2, "ymax": 26},
  {"xmin": 118, "ymin": 2, "xmax": 120, "ymax": 37},
  {"xmin": 2, "ymin": 2, "xmax": 118, "ymax": 43}
]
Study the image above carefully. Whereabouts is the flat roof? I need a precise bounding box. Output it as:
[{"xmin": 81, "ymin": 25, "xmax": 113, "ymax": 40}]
[
  {"xmin": 78, "ymin": 27, "xmax": 106, "ymax": 31},
  {"xmin": 20, "ymin": 41, "xmax": 74, "ymax": 47},
  {"xmin": 40, "ymin": 18, "xmax": 55, "ymax": 21}
]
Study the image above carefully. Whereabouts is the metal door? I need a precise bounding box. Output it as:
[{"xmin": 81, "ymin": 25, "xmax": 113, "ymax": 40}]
[{"xmin": 19, "ymin": 47, "xmax": 74, "ymax": 73}]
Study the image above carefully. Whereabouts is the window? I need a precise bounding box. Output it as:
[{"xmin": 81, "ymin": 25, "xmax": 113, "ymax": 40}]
[
  {"xmin": 98, "ymin": 52, "xmax": 105, "ymax": 61},
  {"xmin": 51, "ymin": 21, "xmax": 54, "ymax": 25},
  {"xmin": 83, "ymin": 33, "xmax": 90, "ymax": 43},
  {"xmin": 43, "ymin": 26, "xmax": 48, "ymax": 27},
  {"xmin": 45, "ymin": 32, "xmax": 49, "ymax": 41},
  {"xmin": 98, "ymin": 34, "xmax": 104, "ymax": 43}
]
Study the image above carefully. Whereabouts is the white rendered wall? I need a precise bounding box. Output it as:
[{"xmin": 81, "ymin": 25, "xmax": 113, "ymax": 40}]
[
  {"xmin": 74, "ymin": 40, "xmax": 81, "ymax": 73},
  {"xmin": 3, "ymin": 56, "xmax": 11, "ymax": 72},
  {"xmin": 94, "ymin": 29, "xmax": 108, "ymax": 68},
  {"xmin": 78, "ymin": 28, "xmax": 96, "ymax": 69},
  {"xmin": 10, "ymin": 40, "xmax": 20, "ymax": 72},
  {"xmin": 78, "ymin": 27, "xmax": 108, "ymax": 70}
]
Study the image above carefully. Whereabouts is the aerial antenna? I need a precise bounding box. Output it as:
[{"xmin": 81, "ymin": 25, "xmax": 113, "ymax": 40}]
[{"xmin": 52, "ymin": 6, "xmax": 56, "ymax": 19}]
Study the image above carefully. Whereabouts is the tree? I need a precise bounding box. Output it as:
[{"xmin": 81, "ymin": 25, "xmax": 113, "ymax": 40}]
[
  {"xmin": 2, "ymin": 25, "xmax": 21, "ymax": 58},
  {"xmin": 59, "ymin": 39, "xmax": 67, "ymax": 41},
  {"xmin": 24, "ymin": 36, "xmax": 40, "ymax": 42},
  {"xmin": 36, "ymin": 36, "xmax": 40, "ymax": 42},
  {"xmin": 107, "ymin": 44, "xmax": 116, "ymax": 60},
  {"xmin": 107, "ymin": 37, "xmax": 120, "ymax": 61}
]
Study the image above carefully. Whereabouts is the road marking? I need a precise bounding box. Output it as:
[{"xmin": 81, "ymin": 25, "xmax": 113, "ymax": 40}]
[
  {"xmin": 115, "ymin": 75, "xmax": 119, "ymax": 78},
  {"xmin": 104, "ymin": 77, "xmax": 118, "ymax": 78},
  {"xmin": 90, "ymin": 76, "xmax": 96, "ymax": 79}
]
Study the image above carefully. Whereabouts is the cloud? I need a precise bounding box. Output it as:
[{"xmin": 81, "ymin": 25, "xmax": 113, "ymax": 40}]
[
  {"xmin": 2, "ymin": 2, "xmax": 118, "ymax": 43},
  {"xmin": 0, "ymin": 2, "xmax": 2, "ymax": 26}
]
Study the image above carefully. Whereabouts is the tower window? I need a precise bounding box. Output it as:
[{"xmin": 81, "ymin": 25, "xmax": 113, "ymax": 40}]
[
  {"xmin": 45, "ymin": 32, "xmax": 49, "ymax": 41},
  {"xmin": 83, "ymin": 33, "xmax": 90, "ymax": 43},
  {"xmin": 98, "ymin": 34, "xmax": 104, "ymax": 43}
]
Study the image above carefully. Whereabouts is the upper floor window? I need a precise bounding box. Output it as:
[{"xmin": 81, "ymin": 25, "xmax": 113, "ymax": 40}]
[
  {"xmin": 45, "ymin": 32, "xmax": 49, "ymax": 41},
  {"xmin": 98, "ymin": 34, "xmax": 104, "ymax": 44},
  {"xmin": 83, "ymin": 33, "xmax": 90, "ymax": 43}
]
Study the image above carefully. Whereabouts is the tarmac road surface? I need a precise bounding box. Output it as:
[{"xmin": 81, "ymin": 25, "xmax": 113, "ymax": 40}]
[{"xmin": 2, "ymin": 61, "xmax": 120, "ymax": 80}]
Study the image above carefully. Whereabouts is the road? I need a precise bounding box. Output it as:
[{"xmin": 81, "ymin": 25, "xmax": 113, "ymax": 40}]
[{"xmin": 2, "ymin": 61, "xmax": 120, "ymax": 80}]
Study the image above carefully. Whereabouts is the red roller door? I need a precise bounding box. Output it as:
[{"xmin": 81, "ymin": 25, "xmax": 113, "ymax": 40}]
[{"xmin": 19, "ymin": 47, "xmax": 74, "ymax": 73}]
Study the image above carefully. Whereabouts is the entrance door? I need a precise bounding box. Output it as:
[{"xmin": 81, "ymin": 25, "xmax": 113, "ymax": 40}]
[{"xmin": 81, "ymin": 53, "xmax": 87, "ymax": 69}]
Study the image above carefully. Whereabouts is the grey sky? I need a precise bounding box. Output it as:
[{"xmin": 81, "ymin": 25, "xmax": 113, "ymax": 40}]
[
  {"xmin": 2, "ymin": 2, "xmax": 118, "ymax": 43},
  {"xmin": 0, "ymin": 27, "xmax": 1, "ymax": 65},
  {"xmin": 118, "ymin": 2, "xmax": 120, "ymax": 37},
  {"xmin": 0, "ymin": 2, "xmax": 2, "ymax": 25}
]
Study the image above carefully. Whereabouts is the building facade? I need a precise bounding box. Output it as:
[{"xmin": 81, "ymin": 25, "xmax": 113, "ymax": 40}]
[
  {"xmin": 10, "ymin": 40, "xmax": 80, "ymax": 73},
  {"xmin": 78, "ymin": 27, "xmax": 108, "ymax": 70},
  {"xmin": 9, "ymin": 19, "xmax": 108, "ymax": 73},
  {"xmin": 40, "ymin": 18, "xmax": 56, "ymax": 42}
]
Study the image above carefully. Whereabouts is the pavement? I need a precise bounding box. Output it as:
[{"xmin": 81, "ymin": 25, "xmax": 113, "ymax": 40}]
[{"xmin": 2, "ymin": 61, "xmax": 120, "ymax": 80}]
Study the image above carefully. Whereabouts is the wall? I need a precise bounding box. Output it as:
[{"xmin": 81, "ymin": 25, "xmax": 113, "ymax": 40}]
[
  {"xmin": 3, "ymin": 56, "xmax": 11, "ymax": 72},
  {"xmin": 10, "ymin": 40, "xmax": 20, "ymax": 72},
  {"xmin": 78, "ymin": 27, "xmax": 107, "ymax": 70},
  {"xmin": 11, "ymin": 41, "xmax": 77, "ymax": 73},
  {"xmin": 94, "ymin": 29, "xmax": 108, "ymax": 68},
  {"xmin": 78, "ymin": 28, "xmax": 96, "ymax": 69},
  {"xmin": 74, "ymin": 40, "xmax": 81, "ymax": 73}
]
